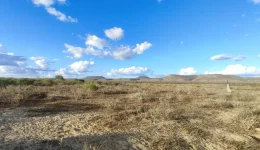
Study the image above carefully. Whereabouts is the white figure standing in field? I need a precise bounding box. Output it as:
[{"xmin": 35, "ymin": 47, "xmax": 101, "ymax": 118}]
[{"xmin": 227, "ymin": 80, "xmax": 232, "ymax": 93}]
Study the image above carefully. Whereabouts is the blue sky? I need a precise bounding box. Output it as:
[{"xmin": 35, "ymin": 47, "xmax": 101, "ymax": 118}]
[{"xmin": 0, "ymin": 0, "xmax": 260, "ymax": 78}]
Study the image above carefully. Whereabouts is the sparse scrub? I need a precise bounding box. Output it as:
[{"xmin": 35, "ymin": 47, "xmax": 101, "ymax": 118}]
[
  {"xmin": 201, "ymin": 102, "xmax": 235, "ymax": 109},
  {"xmin": 0, "ymin": 78, "xmax": 17, "ymax": 87},
  {"xmin": 0, "ymin": 85, "xmax": 47, "ymax": 106},
  {"xmin": 1, "ymin": 82, "xmax": 260, "ymax": 149},
  {"xmin": 34, "ymin": 78, "xmax": 54, "ymax": 86},
  {"xmin": 17, "ymin": 78, "xmax": 36, "ymax": 86},
  {"xmin": 55, "ymin": 75, "xmax": 65, "ymax": 81},
  {"xmin": 85, "ymin": 81, "xmax": 99, "ymax": 91}
]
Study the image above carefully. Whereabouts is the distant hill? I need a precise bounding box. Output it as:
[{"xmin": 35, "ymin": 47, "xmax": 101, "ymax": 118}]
[
  {"xmin": 163, "ymin": 75, "xmax": 198, "ymax": 82},
  {"xmin": 84, "ymin": 76, "xmax": 106, "ymax": 80},
  {"xmin": 136, "ymin": 76, "xmax": 150, "ymax": 80},
  {"xmin": 82, "ymin": 74, "xmax": 260, "ymax": 83},
  {"xmin": 192, "ymin": 74, "xmax": 242, "ymax": 82},
  {"xmin": 162, "ymin": 74, "xmax": 252, "ymax": 82}
]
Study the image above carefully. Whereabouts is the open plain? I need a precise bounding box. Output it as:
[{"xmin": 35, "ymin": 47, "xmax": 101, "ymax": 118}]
[{"xmin": 1, "ymin": 79, "xmax": 260, "ymax": 150}]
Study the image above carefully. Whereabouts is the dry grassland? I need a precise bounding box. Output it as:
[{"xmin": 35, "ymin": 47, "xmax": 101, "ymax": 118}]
[{"xmin": 1, "ymin": 81, "xmax": 260, "ymax": 150}]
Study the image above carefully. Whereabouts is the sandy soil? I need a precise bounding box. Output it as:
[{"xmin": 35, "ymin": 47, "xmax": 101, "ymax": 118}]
[{"xmin": 0, "ymin": 107, "xmax": 147, "ymax": 150}]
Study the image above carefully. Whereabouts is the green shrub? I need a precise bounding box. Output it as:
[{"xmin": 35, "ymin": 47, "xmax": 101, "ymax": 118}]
[
  {"xmin": 34, "ymin": 79, "xmax": 54, "ymax": 86},
  {"xmin": 85, "ymin": 82, "xmax": 99, "ymax": 91},
  {"xmin": 17, "ymin": 78, "xmax": 36, "ymax": 86},
  {"xmin": 55, "ymin": 75, "xmax": 65, "ymax": 81},
  {"xmin": 0, "ymin": 78, "xmax": 17, "ymax": 87}
]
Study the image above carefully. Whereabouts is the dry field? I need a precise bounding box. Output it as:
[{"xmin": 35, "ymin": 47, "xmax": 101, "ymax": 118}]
[{"xmin": 1, "ymin": 81, "xmax": 260, "ymax": 150}]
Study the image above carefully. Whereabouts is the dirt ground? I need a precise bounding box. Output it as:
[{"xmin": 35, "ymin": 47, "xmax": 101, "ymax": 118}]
[{"xmin": 1, "ymin": 82, "xmax": 260, "ymax": 150}]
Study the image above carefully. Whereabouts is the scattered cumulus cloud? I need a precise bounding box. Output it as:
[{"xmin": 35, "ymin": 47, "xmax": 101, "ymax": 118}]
[
  {"xmin": 105, "ymin": 27, "xmax": 124, "ymax": 40},
  {"xmin": 30, "ymin": 57, "xmax": 50, "ymax": 70},
  {"xmin": 31, "ymin": 0, "xmax": 77, "ymax": 23},
  {"xmin": 205, "ymin": 64, "xmax": 260, "ymax": 75},
  {"xmin": 45, "ymin": 7, "xmax": 77, "ymax": 22},
  {"xmin": 69, "ymin": 60, "xmax": 94, "ymax": 74},
  {"xmin": 63, "ymin": 44, "xmax": 84, "ymax": 59},
  {"xmin": 106, "ymin": 66, "xmax": 151, "ymax": 76},
  {"xmin": 0, "ymin": 52, "xmax": 27, "ymax": 66},
  {"xmin": 0, "ymin": 66, "xmax": 39, "ymax": 77},
  {"xmin": 179, "ymin": 67, "xmax": 197, "ymax": 75},
  {"xmin": 210, "ymin": 54, "xmax": 232, "ymax": 61},
  {"xmin": 210, "ymin": 54, "xmax": 246, "ymax": 61},
  {"xmin": 32, "ymin": 0, "xmax": 56, "ymax": 6},
  {"xmin": 85, "ymin": 34, "xmax": 107, "ymax": 49},
  {"xmin": 0, "ymin": 44, "xmax": 55, "ymax": 78},
  {"xmin": 112, "ymin": 46, "xmax": 133, "ymax": 60},
  {"xmin": 55, "ymin": 68, "xmax": 71, "ymax": 77},
  {"xmin": 64, "ymin": 28, "xmax": 152, "ymax": 60},
  {"xmin": 133, "ymin": 41, "xmax": 152, "ymax": 54},
  {"xmin": 232, "ymin": 56, "xmax": 246, "ymax": 62},
  {"xmin": 250, "ymin": 0, "xmax": 260, "ymax": 4}
]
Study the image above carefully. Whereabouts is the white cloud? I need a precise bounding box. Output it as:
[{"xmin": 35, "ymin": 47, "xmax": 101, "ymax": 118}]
[
  {"xmin": 46, "ymin": 73, "xmax": 53, "ymax": 78},
  {"xmin": 32, "ymin": 0, "xmax": 55, "ymax": 6},
  {"xmin": 179, "ymin": 67, "xmax": 198, "ymax": 75},
  {"xmin": 69, "ymin": 61, "xmax": 94, "ymax": 74},
  {"xmin": 32, "ymin": 0, "xmax": 66, "ymax": 6},
  {"xmin": 0, "ymin": 43, "xmax": 2, "ymax": 48},
  {"xmin": 210, "ymin": 54, "xmax": 246, "ymax": 61},
  {"xmin": 57, "ymin": 0, "xmax": 66, "ymax": 3},
  {"xmin": 0, "ymin": 44, "xmax": 55, "ymax": 78},
  {"xmin": 133, "ymin": 41, "xmax": 152, "ymax": 54},
  {"xmin": 85, "ymin": 46, "xmax": 111, "ymax": 58},
  {"xmin": 85, "ymin": 34, "xmax": 107, "ymax": 49},
  {"xmin": 55, "ymin": 68, "xmax": 70, "ymax": 77},
  {"xmin": 45, "ymin": 7, "xmax": 77, "ymax": 22},
  {"xmin": 63, "ymin": 43, "xmax": 84, "ymax": 59},
  {"xmin": 0, "ymin": 52, "xmax": 27, "ymax": 66},
  {"xmin": 250, "ymin": 0, "xmax": 260, "ymax": 4},
  {"xmin": 64, "ymin": 41, "xmax": 152, "ymax": 60},
  {"xmin": 205, "ymin": 64, "xmax": 260, "ymax": 75},
  {"xmin": 233, "ymin": 56, "xmax": 246, "ymax": 62},
  {"xmin": 0, "ymin": 66, "xmax": 53, "ymax": 78},
  {"xmin": 32, "ymin": 0, "xmax": 77, "ymax": 23},
  {"xmin": 210, "ymin": 54, "xmax": 232, "ymax": 61},
  {"xmin": 106, "ymin": 66, "xmax": 151, "ymax": 76},
  {"xmin": 64, "ymin": 30, "xmax": 152, "ymax": 60},
  {"xmin": 0, "ymin": 66, "xmax": 37, "ymax": 77},
  {"xmin": 105, "ymin": 27, "xmax": 124, "ymax": 40},
  {"xmin": 112, "ymin": 46, "xmax": 133, "ymax": 60},
  {"xmin": 30, "ymin": 57, "xmax": 49, "ymax": 70}
]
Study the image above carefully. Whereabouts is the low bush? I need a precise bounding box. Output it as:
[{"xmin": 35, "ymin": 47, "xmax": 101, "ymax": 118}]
[
  {"xmin": 0, "ymin": 78, "xmax": 17, "ymax": 87},
  {"xmin": 34, "ymin": 79, "xmax": 54, "ymax": 86},
  {"xmin": 17, "ymin": 78, "xmax": 36, "ymax": 86},
  {"xmin": 55, "ymin": 75, "xmax": 65, "ymax": 81},
  {"xmin": 0, "ymin": 85, "xmax": 47, "ymax": 106},
  {"xmin": 85, "ymin": 82, "xmax": 99, "ymax": 91}
]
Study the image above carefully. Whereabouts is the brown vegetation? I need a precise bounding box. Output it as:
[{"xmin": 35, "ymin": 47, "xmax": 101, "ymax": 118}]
[{"xmin": 1, "ymin": 81, "xmax": 260, "ymax": 149}]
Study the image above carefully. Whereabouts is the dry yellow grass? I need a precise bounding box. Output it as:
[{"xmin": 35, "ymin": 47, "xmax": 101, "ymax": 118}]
[{"xmin": 1, "ymin": 81, "xmax": 260, "ymax": 149}]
